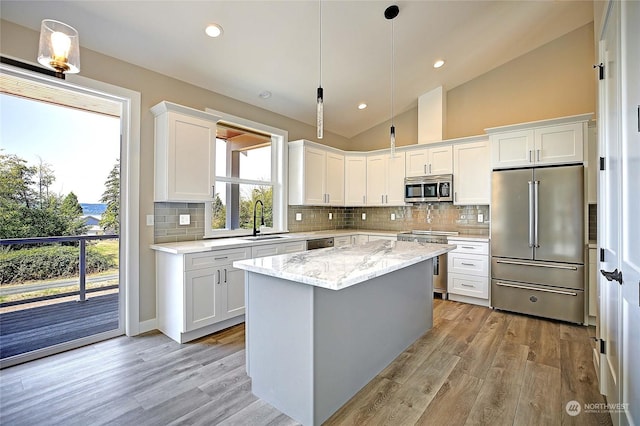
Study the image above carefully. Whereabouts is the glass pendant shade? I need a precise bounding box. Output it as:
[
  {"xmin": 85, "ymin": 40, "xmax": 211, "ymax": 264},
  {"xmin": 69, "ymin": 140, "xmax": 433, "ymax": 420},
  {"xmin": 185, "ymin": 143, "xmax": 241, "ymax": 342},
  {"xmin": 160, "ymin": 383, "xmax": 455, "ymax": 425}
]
[
  {"xmin": 317, "ymin": 87, "xmax": 324, "ymax": 139},
  {"xmin": 390, "ymin": 125, "xmax": 396, "ymax": 158},
  {"xmin": 37, "ymin": 19, "xmax": 80, "ymax": 74}
]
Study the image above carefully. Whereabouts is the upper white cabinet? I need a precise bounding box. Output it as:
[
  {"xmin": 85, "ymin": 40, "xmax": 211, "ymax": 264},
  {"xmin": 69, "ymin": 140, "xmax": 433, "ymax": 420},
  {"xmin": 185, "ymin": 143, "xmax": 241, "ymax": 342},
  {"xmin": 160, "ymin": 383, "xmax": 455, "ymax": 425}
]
[
  {"xmin": 405, "ymin": 145, "xmax": 453, "ymax": 177},
  {"xmin": 151, "ymin": 101, "xmax": 220, "ymax": 202},
  {"xmin": 453, "ymin": 140, "xmax": 490, "ymax": 205},
  {"xmin": 366, "ymin": 152, "xmax": 405, "ymax": 206},
  {"xmin": 344, "ymin": 155, "xmax": 367, "ymax": 206},
  {"xmin": 289, "ymin": 140, "xmax": 344, "ymax": 206},
  {"xmin": 488, "ymin": 115, "xmax": 591, "ymax": 169}
]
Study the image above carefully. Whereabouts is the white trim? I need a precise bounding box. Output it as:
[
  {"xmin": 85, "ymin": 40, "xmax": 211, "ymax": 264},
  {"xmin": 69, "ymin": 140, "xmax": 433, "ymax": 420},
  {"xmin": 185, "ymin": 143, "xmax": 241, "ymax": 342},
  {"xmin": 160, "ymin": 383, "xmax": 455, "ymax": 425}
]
[
  {"xmin": 138, "ymin": 318, "xmax": 159, "ymax": 334},
  {"xmin": 204, "ymin": 108, "xmax": 289, "ymax": 237}
]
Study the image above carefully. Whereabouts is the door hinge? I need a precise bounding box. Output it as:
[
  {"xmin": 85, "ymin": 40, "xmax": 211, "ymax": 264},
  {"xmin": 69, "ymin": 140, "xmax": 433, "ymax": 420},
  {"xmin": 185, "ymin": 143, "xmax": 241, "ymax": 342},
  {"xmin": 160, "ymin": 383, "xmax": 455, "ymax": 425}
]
[
  {"xmin": 593, "ymin": 63, "xmax": 604, "ymax": 80},
  {"xmin": 600, "ymin": 157, "xmax": 606, "ymax": 171},
  {"xmin": 600, "ymin": 339, "xmax": 606, "ymax": 355},
  {"xmin": 600, "ymin": 248, "xmax": 605, "ymax": 262}
]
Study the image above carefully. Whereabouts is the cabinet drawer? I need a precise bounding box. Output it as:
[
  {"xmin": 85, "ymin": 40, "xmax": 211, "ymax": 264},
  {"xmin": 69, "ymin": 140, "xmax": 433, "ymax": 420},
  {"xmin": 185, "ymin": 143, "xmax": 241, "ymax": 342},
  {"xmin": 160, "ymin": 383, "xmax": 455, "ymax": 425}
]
[
  {"xmin": 449, "ymin": 273, "xmax": 488, "ymax": 298},
  {"xmin": 279, "ymin": 241, "xmax": 306, "ymax": 254},
  {"xmin": 491, "ymin": 279, "xmax": 584, "ymax": 323},
  {"xmin": 448, "ymin": 240, "xmax": 488, "ymax": 255},
  {"xmin": 448, "ymin": 253, "xmax": 488, "ymax": 277},
  {"xmin": 334, "ymin": 236, "xmax": 352, "ymax": 247},
  {"xmin": 186, "ymin": 247, "xmax": 251, "ymax": 271}
]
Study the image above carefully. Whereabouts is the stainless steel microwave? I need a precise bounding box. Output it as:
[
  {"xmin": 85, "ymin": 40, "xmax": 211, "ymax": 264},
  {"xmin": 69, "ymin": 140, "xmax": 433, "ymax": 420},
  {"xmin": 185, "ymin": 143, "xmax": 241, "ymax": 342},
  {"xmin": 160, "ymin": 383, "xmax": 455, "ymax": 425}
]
[{"xmin": 404, "ymin": 174, "xmax": 453, "ymax": 203}]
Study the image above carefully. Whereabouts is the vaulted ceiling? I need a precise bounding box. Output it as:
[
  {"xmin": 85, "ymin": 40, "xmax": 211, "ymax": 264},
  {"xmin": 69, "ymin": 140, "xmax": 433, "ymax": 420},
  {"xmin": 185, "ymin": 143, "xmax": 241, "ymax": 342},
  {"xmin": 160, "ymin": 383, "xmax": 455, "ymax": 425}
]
[{"xmin": 1, "ymin": 1, "xmax": 594, "ymax": 138}]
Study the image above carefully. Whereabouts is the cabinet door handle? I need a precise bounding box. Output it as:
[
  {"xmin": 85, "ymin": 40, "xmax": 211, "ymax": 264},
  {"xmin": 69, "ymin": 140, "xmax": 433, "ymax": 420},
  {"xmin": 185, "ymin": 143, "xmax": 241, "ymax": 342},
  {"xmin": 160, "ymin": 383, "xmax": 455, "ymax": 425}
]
[
  {"xmin": 424, "ymin": 164, "xmax": 427, "ymax": 174},
  {"xmin": 536, "ymin": 149, "xmax": 541, "ymax": 162},
  {"xmin": 429, "ymin": 163, "xmax": 432, "ymax": 174},
  {"xmin": 385, "ymin": 195, "xmax": 388, "ymax": 204},
  {"xmin": 529, "ymin": 150, "xmax": 533, "ymax": 163},
  {"xmin": 363, "ymin": 195, "xmax": 366, "ymax": 204},
  {"xmin": 454, "ymin": 192, "xmax": 457, "ymax": 202},
  {"xmin": 381, "ymin": 195, "xmax": 384, "ymax": 204},
  {"xmin": 224, "ymin": 268, "xmax": 227, "ymax": 283},
  {"xmin": 217, "ymin": 269, "xmax": 221, "ymax": 285},
  {"xmin": 212, "ymin": 185, "xmax": 215, "ymax": 198},
  {"xmin": 327, "ymin": 194, "xmax": 330, "ymax": 203}
]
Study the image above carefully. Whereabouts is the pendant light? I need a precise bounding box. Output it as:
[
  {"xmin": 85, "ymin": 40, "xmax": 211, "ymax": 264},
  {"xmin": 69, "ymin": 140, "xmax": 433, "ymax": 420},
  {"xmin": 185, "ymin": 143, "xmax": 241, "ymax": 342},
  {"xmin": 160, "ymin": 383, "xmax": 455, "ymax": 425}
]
[
  {"xmin": 37, "ymin": 19, "xmax": 81, "ymax": 79},
  {"xmin": 385, "ymin": 5, "xmax": 399, "ymax": 157},
  {"xmin": 316, "ymin": 0, "xmax": 324, "ymax": 139}
]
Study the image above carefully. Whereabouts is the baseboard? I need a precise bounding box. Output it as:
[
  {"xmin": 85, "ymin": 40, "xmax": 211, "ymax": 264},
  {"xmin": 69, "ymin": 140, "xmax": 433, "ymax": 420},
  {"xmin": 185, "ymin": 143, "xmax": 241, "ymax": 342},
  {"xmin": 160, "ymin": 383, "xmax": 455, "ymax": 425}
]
[{"xmin": 138, "ymin": 318, "xmax": 158, "ymax": 335}]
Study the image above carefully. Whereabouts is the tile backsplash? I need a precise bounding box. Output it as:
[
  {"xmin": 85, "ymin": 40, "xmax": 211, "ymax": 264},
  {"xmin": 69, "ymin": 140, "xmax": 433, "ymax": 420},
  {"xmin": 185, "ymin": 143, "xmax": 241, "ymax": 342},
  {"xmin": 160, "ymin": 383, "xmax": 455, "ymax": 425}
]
[
  {"xmin": 154, "ymin": 202, "xmax": 490, "ymax": 243},
  {"xmin": 288, "ymin": 204, "xmax": 490, "ymax": 235}
]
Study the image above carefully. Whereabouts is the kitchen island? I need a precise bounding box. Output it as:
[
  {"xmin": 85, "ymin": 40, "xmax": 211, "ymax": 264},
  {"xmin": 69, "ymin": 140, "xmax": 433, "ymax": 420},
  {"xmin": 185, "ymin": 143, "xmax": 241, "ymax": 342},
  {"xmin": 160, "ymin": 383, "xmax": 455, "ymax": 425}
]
[{"xmin": 233, "ymin": 240, "xmax": 455, "ymax": 426}]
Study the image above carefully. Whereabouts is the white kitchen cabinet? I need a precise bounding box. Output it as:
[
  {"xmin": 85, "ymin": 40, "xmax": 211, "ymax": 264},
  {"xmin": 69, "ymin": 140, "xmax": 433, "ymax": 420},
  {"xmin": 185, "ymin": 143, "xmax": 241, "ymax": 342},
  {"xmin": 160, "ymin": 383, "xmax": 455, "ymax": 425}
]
[
  {"xmin": 368, "ymin": 235, "xmax": 396, "ymax": 241},
  {"xmin": 447, "ymin": 238, "xmax": 490, "ymax": 306},
  {"xmin": 489, "ymin": 117, "xmax": 588, "ymax": 169},
  {"xmin": 289, "ymin": 140, "xmax": 344, "ymax": 206},
  {"xmin": 351, "ymin": 235, "xmax": 369, "ymax": 245},
  {"xmin": 453, "ymin": 140, "xmax": 490, "ymax": 205},
  {"xmin": 251, "ymin": 240, "xmax": 307, "ymax": 258},
  {"xmin": 151, "ymin": 101, "xmax": 219, "ymax": 202},
  {"xmin": 366, "ymin": 152, "xmax": 406, "ymax": 206},
  {"xmin": 156, "ymin": 246, "xmax": 251, "ymax": 343},
  {"xmin": 334, "ymin": 235, "xmax": 353, "ymax": 247},
  {"xmin": 344, "ymin": 155, "xmax": 367, "ymax": 206},
  {"xmin": 405, "ymin": 145, "xmax": 452, "ymax": 177}
]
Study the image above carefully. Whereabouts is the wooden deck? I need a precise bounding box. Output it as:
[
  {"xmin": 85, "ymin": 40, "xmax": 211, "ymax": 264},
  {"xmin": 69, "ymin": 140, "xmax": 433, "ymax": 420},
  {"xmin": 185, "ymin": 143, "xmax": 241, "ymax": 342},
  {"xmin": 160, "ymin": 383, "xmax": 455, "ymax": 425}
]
[{"xmin": 0, "ymin": 293, "xmax": 119, "ymax": 359}]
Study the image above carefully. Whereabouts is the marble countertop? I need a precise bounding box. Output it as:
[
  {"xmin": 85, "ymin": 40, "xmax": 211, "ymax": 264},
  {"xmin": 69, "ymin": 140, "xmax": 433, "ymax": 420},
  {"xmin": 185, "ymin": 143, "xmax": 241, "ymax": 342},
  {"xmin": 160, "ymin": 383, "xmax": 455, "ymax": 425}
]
[
  {"xmin": 233, "ymin": 240, "xmax": 455, "ymax": 291},
  {"xmin": 150, "ymin": 229, "xmax": 399, "ymax": 254}
]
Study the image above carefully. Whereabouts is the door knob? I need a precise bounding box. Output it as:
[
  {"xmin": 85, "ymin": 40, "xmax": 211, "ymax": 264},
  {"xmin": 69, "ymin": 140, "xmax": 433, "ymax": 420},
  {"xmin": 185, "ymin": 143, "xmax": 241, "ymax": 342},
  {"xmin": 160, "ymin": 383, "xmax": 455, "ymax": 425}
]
[{"xmin": 600, "ymin": 268, "xmax": 623, "ymax": 284}]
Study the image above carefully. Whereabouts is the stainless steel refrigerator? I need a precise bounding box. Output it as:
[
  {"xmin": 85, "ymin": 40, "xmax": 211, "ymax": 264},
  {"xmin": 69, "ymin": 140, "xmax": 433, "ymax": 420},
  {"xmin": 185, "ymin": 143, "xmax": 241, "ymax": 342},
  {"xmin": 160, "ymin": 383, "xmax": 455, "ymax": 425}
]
[{"xmin": 491, "ymin": 165, "xmax": 585, "ymax": 323}]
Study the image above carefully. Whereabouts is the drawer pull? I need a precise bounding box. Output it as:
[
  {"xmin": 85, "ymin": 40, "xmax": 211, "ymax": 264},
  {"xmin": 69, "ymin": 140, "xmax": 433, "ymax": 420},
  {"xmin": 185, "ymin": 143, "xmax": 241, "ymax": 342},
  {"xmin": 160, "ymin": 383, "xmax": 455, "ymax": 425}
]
[
  {"xmin": 495, "ymin": 259, "xmax": 577, "ymax": 271},
  {"xmin": 461, "ymin": 262, "xmax": 476, "ymax": 266},
  {"xmin": 461, "ymin": 246, "xmax": 476, "ymax": 249},
  {"xmin": 214, "ymin": 256, "xmax": 229, "ymax": 260},
  {"xmin": 495, "ymin": 281, "xmax": 577, "ymax": 296},
  {"xmin": 461, "ymin": 283, "xmax": 475, "ymax": 288}
]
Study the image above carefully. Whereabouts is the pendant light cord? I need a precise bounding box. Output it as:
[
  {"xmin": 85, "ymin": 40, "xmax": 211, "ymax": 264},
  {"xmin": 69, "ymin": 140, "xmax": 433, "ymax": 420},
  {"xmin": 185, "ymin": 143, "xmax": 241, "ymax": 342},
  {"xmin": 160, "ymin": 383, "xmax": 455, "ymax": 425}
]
[
  {"xmin": 390, "ymin": 17, "xmax": 394, "ymax": 127},
  {"xmin": 319, "ymin": 0, "xmax": 322, "ymax": 88}
]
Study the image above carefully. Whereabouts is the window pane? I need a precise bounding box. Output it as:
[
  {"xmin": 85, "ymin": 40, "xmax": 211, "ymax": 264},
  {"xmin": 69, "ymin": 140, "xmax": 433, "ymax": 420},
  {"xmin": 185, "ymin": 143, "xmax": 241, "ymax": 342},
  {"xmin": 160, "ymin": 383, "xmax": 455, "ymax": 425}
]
[
  {"xmin": 238, "ymin": 145, "xmax": 271, "ymax": 181},
  {"xmin": 211, "ymin": 182, "xmax": 272, "ymax": 230},
  {"xmin": 216, "ymin": 139, "xmax": 227, "ymax": 177}
]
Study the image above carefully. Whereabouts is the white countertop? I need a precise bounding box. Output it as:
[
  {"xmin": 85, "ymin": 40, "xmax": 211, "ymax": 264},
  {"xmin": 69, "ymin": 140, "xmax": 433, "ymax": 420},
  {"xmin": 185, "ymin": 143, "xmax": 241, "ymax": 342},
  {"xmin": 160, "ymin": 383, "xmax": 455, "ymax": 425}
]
[
  {"xmin": 150, "ymin": 229, "xmax": 399, "ymax": 254},
  {"xmin": 233, "ymin": 240, "xmax": 455, "ymax": 291}
]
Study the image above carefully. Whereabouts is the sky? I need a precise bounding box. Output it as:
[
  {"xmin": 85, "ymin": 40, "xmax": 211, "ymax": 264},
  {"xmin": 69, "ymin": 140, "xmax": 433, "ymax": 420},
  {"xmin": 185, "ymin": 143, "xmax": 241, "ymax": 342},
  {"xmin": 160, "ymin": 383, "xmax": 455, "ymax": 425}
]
[{"xmin": 0, "ymin": 93, "xmax": 120, "ymax": 203}]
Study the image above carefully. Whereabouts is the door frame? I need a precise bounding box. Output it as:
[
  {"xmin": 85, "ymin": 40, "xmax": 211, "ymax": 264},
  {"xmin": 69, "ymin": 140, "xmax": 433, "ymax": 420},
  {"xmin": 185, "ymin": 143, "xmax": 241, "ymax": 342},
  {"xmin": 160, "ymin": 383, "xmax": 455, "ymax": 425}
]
[{"xmin": 0, "ymin": 63, "xmax": 141, "ymax": 365}]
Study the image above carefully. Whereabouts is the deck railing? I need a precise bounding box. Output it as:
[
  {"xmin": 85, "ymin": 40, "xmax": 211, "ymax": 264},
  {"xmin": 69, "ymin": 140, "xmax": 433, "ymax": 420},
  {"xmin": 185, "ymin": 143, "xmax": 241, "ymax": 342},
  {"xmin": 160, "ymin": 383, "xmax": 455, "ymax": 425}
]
[{"xmin": 0, "ymin": 234, "xmax": 119, "ymax": 305}]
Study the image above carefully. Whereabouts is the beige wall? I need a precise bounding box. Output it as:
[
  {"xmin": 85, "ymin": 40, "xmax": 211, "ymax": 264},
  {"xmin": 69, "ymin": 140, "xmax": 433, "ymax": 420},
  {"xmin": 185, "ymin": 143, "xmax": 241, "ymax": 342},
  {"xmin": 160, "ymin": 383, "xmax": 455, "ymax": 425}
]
[
  {"xmin": 1, "ymin": 20, "xmax": 349, "ymax": 322},
  {"xmin": 350, "ymin": 23, "xmax": 596, "ymax": 151}
]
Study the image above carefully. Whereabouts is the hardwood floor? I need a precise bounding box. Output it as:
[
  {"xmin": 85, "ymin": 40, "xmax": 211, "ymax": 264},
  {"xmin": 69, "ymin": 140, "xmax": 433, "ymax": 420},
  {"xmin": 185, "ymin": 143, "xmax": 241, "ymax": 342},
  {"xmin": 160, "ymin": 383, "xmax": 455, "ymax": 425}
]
[{"xmin": 0, "ymin": 299, "xmax": 611, "ymax": 426}]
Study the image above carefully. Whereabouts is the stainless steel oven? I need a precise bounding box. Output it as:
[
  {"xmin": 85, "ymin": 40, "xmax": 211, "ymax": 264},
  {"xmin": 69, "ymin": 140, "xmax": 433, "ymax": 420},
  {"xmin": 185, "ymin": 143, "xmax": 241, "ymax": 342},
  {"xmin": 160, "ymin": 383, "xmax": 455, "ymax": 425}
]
[{"xmin": 397, "ymin": 230, "xmax": 458, "ymax": 298}]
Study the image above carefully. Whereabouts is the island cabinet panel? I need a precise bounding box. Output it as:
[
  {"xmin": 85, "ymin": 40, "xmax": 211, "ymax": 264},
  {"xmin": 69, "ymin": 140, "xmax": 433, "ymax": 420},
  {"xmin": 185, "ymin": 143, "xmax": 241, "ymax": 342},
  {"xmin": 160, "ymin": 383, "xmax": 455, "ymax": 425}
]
[
  {"xmin": 244, "ymin": 260, "xmax": 433, "ymax": 426},
  {"xmin": 151, "ymin": 101, "xmax": 220, "ymax": 202},
  {"xmin": 156, "ymin": 247, "xmax": 250, "ymax": 343}
]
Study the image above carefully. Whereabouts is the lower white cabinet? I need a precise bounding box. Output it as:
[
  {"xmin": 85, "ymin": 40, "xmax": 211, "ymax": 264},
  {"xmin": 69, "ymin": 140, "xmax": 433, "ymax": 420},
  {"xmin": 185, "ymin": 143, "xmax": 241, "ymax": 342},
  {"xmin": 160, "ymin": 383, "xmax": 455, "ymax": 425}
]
[
  {"xmin": 156, "ymin": 246, "xmax": 251, "ymax": 343},
  {"xmin": 351, "ymin": 235, "xmax": 369, "ymax": 245},
  {"xmin": 251, "ymin": 240, "xmax": 306, "ymax": 258},
  {"xmin": 447, "ymin": 238, "xmax": 490, "ymax": 306},
  {"xmin": 334, "ymin": 235, "xmax": 353, "ymax": 247},
  {"xmin": 368, "ymin": 235, "xmax": 397, "ymax": 242}
]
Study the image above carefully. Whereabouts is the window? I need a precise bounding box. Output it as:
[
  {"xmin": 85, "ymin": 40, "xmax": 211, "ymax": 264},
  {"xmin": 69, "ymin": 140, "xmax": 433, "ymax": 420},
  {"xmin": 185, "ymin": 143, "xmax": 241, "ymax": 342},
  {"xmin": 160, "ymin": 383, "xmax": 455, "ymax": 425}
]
[{"xmin": 204, "ymin": 115, "xmax": 287, "ymax": 237}]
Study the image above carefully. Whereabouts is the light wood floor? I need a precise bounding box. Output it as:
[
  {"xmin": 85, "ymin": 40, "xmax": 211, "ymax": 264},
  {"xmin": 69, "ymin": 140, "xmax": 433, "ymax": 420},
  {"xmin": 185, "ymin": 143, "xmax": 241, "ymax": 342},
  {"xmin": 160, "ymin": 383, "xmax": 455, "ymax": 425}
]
[{"xmin": 0, "ymin": 299, "xmax": 611, "ymax": 426}]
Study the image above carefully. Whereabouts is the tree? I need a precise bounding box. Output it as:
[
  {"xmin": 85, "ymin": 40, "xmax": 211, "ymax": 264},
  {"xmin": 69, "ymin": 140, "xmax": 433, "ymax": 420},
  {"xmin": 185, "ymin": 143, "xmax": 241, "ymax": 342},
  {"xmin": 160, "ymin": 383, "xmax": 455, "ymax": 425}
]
[
  {"xmin": 239, "ymin": 186, "xmax": 273, "ymax": 230},
  {"xmin": 211, "ymin": 193, "xmax": 226, "ymax": 229},
  {"xmin": 61, "ymin": 192, "xmax": 87, "ymax": 235},
  {"xmin": 99, "ymin": 160, "xmax": 120, "ymax": 234}
]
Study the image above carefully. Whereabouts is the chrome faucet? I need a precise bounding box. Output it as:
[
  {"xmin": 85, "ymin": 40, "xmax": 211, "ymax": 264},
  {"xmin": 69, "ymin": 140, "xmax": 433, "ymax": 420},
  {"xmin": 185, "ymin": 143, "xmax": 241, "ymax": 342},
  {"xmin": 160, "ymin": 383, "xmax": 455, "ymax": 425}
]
[{"xmin": 253, "ymin": 200, "xmax": 265, "ymax": 237}]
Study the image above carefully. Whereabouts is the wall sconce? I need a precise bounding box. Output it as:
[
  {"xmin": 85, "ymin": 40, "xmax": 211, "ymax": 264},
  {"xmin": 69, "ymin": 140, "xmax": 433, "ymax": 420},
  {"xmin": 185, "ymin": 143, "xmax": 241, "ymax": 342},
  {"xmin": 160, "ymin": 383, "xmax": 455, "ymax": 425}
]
[{"xmin": 37, "ymin": 19, "xmax": 80, "ymax": 79}]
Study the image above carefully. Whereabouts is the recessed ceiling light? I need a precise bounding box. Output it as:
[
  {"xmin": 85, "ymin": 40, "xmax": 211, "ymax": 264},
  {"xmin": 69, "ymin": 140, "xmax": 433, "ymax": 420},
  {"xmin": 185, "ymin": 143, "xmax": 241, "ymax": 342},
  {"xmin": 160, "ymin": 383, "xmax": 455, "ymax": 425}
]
[
  {"xmin": 358, "ymin": 103, "xmax": 367, "ymax": 110},
  {"xmin": 258, "ymin": 91, "xmax": 272, "ymax": 99},
  {"xmin": 205, "ymin": 23, "xmax": 223, "ymax": 38},
  {"xmin": 433, "ymin": 59, "xmax": 445, "ymax": 69}
]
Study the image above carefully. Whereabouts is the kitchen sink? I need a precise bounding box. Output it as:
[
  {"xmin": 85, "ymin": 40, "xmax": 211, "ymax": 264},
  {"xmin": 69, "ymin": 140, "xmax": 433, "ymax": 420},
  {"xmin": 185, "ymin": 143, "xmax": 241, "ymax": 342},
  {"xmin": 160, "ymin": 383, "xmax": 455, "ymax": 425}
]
[{"xmin": 241, "ymin": 235, "xmax": 286, "ymax": 241}]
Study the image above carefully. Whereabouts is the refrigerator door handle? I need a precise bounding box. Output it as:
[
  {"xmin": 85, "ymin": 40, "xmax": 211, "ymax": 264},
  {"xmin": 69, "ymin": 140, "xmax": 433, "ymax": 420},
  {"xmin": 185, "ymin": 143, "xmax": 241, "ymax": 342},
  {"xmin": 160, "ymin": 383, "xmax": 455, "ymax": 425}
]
[
  {"xmin": 528, "ymin": 181, "xmax": 534, "ymax": 248},
  {"xmin": 495, "ymin": 281, "xmax": 578, "ymax": 296},
  {"xmin": 534, "ymin": 180, "xmax": 540, "ymax": 248},
  {"xmin": 495, "ymin": 259, "xmax": 579, "ymax": 270}
]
